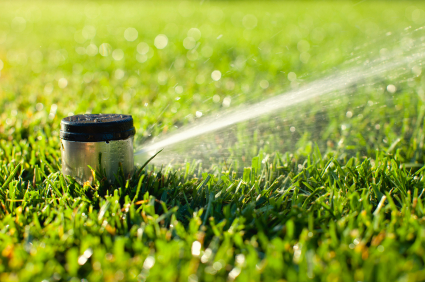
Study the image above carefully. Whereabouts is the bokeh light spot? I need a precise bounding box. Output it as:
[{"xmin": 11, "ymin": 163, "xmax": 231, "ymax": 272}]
[
  {"xmin": 211, "ymin": 70, "xmax": 221, "ymax": 81},
  {"xmin": 196, "ymin": 74, "xmax": 205, "ymax": 84},
  {"xmin": 58, "ymin": 78, "xmax": 68, "ymax": 89},
  {"xmin": 178, "ymin": 1, "xmax": 194, "ymax": 18},
  {"xmin": 136, "ymin": 54, "xmax": 147, "ymax": 63},
  {"xmin": 387, "ymin": 84, "xmax": 397, "ymax": 93},
  {"xmin": 222, "ymin": 96, "xmax": 231, "ymax": 107},
  {"xmin": 158, "ymin": 71, "xmax": 168, "ymax": 85},
  {"xmin": 183, "ymin": 37, "xmax": 196, "ymax": 50},
  {"xmin": 74, "ymin": 31, "xmax": 86, "ymax": 44},
  {"xmin": 412, "ymin": 66, "xmax": 422, "ymax": 76},
  {"xmin": 175, "ymin": 86, "xmax": 183, "ymax": 94},
  {"xmin": 191, "ymin": 241, "xmax": 201, "ymax": 256},
  {"xmin": 260, "ymin": 80, "xmax": 269, "ymax": 89},
  {"xmin": 187, "ymin": 50, "xmax": 198, "ymax": 61},
  {"xmin": 30, "ymin": 50, "xmax": 43, "ymax": 63},
  {"xmin": 124, "ymin": 27, "xmax": 138, "ymax": 42},
  {"xmin": 187, "ymin": 28, "xmax": 201, "ymax": 41},
  {"xmin": 82, "ymin": 25, "xmax": 96, "ymax": 40},
  {"xmin": 112, "ymin": 49, "xmax": 124, "ymax": 60},
  {"xmin": 300, "ymin": 52, "xmax": 310, "ymax": 64},
  {"xmin": 297, "ymin": 40, "xmax": 310, "ymax": 52},
  {"xmin": 242, "ymin": 14, "xmax": 257, "ymax": 30},
  {"xmin": 86, "ymin": 44, "xmax": 98, "ymax": 56},
  {"xmin": 137, "ymin": 42, "xmax": 149, "ymax": 55},
  {"xmin": 209, "ymin": 8, "xmax": 224, "ymax": 24},
  {"xmin": 288, "ymin": 72, "xmax": 297, "ymax": 82},
  {"xmin": 36, "ymin": 103, "xmax": 44, "ymax": 111},
  {"xmin": 154, "ymin": 34, "xmax": 168, "ymax": 49},
  {"xmin": 311, "ymin": 28, "xmax": 325, "ymax": 43},
  {"xmin": 11, "ymin": 17, "xmax": 26, "ymax": 32},
  {"xmin": 44, "ymin": 83, "xmax": 53, "ymax": 94},
  {"xmin": 201, "ymin": 46, "xmax": 213, "ymax": 57},
  {"xmin": 115, "ymin": 69, "xmax": 125, "ymax": 79},
  {"xmin": 99, "ymin": 43, "xmax": 112, "ymax": 56}
]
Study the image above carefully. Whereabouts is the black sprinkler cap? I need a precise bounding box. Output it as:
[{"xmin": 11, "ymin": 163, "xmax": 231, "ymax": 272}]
[{"xmin": 60, "ymin": 114, "xmax": 136, "ymax": 142}]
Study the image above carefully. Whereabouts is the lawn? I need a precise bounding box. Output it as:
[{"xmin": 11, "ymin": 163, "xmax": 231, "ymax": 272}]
[{"xmin": 1, "ymin": 1, "xmax": 425, "ymax": 281}]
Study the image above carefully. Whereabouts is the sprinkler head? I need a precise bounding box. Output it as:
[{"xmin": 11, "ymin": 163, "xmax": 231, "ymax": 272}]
[{"xmin": 60, "ymin": 114, "xmax": 135, "ymax": 185}]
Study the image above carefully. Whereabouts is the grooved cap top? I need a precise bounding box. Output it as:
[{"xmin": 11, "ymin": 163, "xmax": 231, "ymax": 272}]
[{"xmin": 60, "ymin": 114, "xmax": 135, "ymax": 142}]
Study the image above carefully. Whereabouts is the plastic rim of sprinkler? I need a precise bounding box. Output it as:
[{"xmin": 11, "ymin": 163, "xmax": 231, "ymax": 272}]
[{"xmin": 60, "ymin": 114, "xmax": 136, "ymax": 142}]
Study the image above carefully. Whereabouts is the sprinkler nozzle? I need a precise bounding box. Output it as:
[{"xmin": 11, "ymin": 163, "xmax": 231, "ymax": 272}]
[{"xmin": 60, "ymin": 114, "xmax": 135, "ymax": 184}]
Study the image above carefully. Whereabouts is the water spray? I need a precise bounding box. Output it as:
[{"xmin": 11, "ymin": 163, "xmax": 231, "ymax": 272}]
[
  {"xmin": 135, "ymin": 53, "xmax": 425, "ymax": 166},
  {"xmin": 134, "ymin": 27, "xmax": 425, "ymax": 168},
  {"xmin": 60, "ymin": 114, "xmax": 135, "ymax": 184}
]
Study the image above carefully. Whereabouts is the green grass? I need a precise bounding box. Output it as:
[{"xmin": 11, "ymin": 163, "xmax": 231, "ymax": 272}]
[{"xmin": 1, "ymin": 1, "xmax": 425, "ymax": 281}]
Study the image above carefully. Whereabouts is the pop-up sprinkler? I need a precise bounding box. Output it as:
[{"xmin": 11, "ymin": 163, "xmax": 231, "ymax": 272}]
[{"xmin": 60, "ymin": 114, "xmax": 135, "ymax": 184}]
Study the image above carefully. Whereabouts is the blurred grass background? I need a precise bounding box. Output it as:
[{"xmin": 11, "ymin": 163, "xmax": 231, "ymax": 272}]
[{"xmin": 1, "ymin": 1, "xmax": 421, "ymax": 144}]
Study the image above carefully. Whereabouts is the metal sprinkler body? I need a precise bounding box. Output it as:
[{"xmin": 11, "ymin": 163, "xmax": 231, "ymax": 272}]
[{"xmin": 60, "ymin": 114, "xmax": 135, "ymax": 184}]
